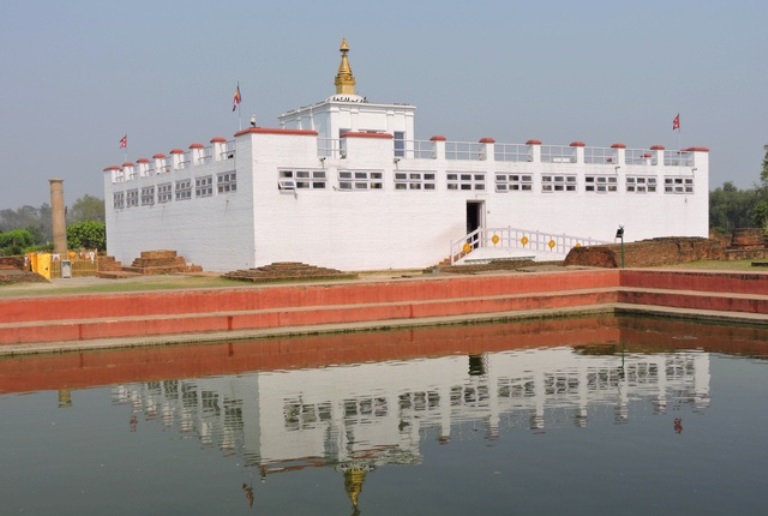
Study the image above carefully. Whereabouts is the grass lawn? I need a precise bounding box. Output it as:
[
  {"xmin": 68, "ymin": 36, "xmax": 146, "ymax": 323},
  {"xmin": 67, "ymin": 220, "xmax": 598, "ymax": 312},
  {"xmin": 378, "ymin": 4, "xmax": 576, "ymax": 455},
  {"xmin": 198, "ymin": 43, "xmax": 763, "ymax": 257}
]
[
  {"xmin": 660, "ymin": 259, "xmax": 764, "ymax": 271},
  {"xmin": 1, "ymin": 260, "xmax": 765, "ymax": 298},
  {"xmin": 0, "ymin": 274, "xmax": 238, "ymax": 298}
]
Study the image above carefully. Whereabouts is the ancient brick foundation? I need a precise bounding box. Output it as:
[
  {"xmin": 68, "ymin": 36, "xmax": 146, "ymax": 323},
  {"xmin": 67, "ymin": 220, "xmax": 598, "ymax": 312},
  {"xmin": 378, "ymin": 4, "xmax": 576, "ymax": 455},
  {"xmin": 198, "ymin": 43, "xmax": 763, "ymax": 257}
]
[{"xmin": 565, "ymin": 237, "xmax": 727, "ymax": 268}]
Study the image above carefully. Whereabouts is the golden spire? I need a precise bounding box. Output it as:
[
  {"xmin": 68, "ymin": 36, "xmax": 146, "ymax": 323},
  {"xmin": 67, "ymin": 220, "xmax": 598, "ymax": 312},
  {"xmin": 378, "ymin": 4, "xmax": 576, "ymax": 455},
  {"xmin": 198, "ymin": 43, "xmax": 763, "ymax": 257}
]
[
  {"xmin": 344, "ymin": 467, "xmax": 366, "ymax": 512},
  {"xmin": 334, "ymin": 38, "xmax": 356, "ymax": 95}
]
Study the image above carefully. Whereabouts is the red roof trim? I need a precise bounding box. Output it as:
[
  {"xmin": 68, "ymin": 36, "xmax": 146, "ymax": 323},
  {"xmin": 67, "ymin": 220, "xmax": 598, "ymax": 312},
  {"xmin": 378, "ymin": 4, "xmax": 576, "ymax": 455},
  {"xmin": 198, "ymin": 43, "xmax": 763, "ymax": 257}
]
[
  {"xmin": 479, "ymin": 137, "xmax": 495, "ymax": 144},
  {"xmin": 569, "ymin": 141, "xmax": 585, "ymax": 147},
  {"xmin": 610, "ymin": 143, "xmax": 626, "ymax": 149},
  {"xmin": 683, "ymin": 146, "xmax": 710, "ymax": 153},
  {"xmin": 210, "ymin": 137, "xmax": 228, "ymax": 143},
  {"xmin": 122, "ymin": 162, "xmax": 134, "ymax": 167},
  {"xmin": 650, "ymin": 145, "xmax": 665, "ymax": 150},
  {"xmin": 526, "ymin": 139, "xmax": 542, "ymax": 145},
  {"xmin": 169, "ymin": 148, "xmax": 185, "ymax": 154},
  {"xmin": 189, "ymin": 143, "xmax": 204, "ymax": 149},
  {"xmin": 103, "ymin": 165, "xmax": 121, "ymax": 172},
  {"xmin": 152, "ymin": 153, "xmax": 166, "ymax": 159},
  {"xmin": 341, "ymin": 131, "xmax": 393, "ymax": 139},
  {"xmin": 430, "ymin": 135, "xmax": 447, "ymax": 141},
  {"xmin": 234, "ymin": 127, "xmax": 318, "ymax": 137},
  {"xmin": 136, "ymin": 158, "xmax": 149, "ymax": 164}
]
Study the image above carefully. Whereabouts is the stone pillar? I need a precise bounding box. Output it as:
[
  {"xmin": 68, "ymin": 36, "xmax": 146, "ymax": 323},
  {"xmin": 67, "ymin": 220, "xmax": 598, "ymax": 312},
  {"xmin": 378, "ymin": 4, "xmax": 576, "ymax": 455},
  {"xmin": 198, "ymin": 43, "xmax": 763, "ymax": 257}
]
[{"xmin": 49, "ymin": 178, "xmax": 67, "ymax": 255}]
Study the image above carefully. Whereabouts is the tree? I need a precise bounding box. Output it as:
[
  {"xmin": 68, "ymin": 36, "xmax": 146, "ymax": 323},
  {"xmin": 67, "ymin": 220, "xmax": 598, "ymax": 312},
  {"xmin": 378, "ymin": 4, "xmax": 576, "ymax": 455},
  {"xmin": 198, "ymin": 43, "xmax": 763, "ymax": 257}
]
[
  {"xmin": 67, "ymin": 194, "xmax": 105, "ymax": 224},
  {"xmin": 0, "ymin": 228, "xmax": 35, "ymax": 255},
  {"xmin": 709, "ymin": 182, "xmax": 756, "ymax": 233},
  {"xmin": 0, "ymin": 204, "xmax": 52, "ymax": 244},
  {"xmin": 755, "ymin": 146, "xmax": 768, "ymax": 232},
  {"xmin": 66, "ymin": 221, "xmax": 106, "ymax": 251}
]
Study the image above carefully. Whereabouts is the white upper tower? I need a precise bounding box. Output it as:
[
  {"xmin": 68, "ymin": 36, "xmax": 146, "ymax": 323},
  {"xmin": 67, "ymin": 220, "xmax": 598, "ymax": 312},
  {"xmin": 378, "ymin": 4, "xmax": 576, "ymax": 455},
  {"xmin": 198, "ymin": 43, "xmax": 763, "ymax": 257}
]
[{"xmin": 278, "ymin": 38, "xmax": 416, "ymax": 146}]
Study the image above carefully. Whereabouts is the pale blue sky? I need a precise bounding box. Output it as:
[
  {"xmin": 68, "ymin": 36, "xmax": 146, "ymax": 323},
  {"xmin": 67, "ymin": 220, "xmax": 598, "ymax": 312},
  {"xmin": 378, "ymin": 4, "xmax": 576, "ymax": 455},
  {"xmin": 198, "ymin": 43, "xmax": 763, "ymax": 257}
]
[{"xmin": 1, "ymin": 0, "xmax": 766, "ymax": 209}]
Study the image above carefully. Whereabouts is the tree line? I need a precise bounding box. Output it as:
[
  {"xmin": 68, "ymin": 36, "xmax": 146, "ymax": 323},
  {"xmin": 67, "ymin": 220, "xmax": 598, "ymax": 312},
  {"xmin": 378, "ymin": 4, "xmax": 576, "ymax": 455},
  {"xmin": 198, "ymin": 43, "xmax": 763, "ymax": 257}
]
[
  {"xmin": 710, "ymin": 149, "xmax": 768, "ymax": 234},
  {"xmin": 0, "ymin": 194, "xmax": 105, "ymax": 255}
]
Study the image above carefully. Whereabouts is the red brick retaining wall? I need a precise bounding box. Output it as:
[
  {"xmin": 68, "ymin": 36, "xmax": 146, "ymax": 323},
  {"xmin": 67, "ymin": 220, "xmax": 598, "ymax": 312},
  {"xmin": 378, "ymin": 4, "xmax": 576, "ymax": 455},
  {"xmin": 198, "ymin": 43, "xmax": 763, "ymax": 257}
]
[{"xmin": 1, "ymin": 269, "xmax": 766, "ymax": 349}]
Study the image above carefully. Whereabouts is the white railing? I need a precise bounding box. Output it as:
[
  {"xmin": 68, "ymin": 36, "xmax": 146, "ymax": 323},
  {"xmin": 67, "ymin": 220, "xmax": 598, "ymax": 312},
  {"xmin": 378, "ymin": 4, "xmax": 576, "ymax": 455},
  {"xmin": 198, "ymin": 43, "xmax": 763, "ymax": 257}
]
[
  {"xmin": 450, "ymin": 227, "xmax": 610, "ymax": 265},
  {"xmin": 541, "ymin": 145, "xmax": 576, "ymax": 163},
  {"xmin": 663, "ymin": 150, "xmax": 695, "ymax": 167},
  {"xmin": 584, "ymin": 146, "xmax": 619, "ymax": 165},
  {"xmin": 409, "ymin": 139, "xmax": 437, "ymax": 159},
  {"xmin": 445, "ymin": 141, "xmax": 486, "ymax": 161},
  {"xmin": 495, "ymin": 143, "xmax": 531, "ymax": 162},
  {"xmin": 625, "ymin": 148, "xmax": 656, "ymax": 166}
]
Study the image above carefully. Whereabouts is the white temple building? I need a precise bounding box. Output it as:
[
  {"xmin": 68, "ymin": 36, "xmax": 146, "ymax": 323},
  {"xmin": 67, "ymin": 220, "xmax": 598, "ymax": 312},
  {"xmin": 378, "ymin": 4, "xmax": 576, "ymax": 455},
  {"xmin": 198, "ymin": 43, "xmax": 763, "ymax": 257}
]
[{"xmin": 103, "ymin": 39, "xmax": 710, "ymax": 272}]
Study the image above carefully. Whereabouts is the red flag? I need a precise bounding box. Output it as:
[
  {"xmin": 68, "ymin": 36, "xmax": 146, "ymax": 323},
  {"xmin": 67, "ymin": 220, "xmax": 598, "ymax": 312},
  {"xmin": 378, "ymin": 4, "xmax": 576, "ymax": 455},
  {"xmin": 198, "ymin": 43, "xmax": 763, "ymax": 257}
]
[
  {"xmin": 672, "ymin": 114, "xmax": 680, "ymax": 131},
  {"xmin": 120, "ymin": 134, "xmax": 127, "ymax": 148},
  {"xmin": 232, "ymin": 83, "xmax": 241, "ymax": 112}
]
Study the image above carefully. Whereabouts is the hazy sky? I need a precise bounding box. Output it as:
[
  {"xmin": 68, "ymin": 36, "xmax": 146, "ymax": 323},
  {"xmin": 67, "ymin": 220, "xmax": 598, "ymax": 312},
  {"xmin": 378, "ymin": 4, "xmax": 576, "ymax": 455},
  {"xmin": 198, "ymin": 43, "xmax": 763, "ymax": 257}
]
[{"xmin": 1, "ymin": 0, "xmax": 766, "ymax": 209}]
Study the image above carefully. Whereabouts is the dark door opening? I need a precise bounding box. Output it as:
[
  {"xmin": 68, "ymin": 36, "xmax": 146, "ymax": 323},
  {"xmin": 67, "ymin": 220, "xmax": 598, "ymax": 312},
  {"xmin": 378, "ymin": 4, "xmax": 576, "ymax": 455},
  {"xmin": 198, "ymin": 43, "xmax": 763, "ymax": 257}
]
[{"xmin": 466, "ymin": 201, "xmax": 484, "ymax": 248}]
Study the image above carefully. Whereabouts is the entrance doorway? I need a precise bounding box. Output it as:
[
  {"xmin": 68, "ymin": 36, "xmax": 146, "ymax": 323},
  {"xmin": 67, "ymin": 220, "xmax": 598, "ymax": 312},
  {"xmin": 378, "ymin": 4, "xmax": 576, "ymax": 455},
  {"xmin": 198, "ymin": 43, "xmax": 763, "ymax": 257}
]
[{"xmin": 466, "ymin": 201, "xmax": 485, "ymax": 248}]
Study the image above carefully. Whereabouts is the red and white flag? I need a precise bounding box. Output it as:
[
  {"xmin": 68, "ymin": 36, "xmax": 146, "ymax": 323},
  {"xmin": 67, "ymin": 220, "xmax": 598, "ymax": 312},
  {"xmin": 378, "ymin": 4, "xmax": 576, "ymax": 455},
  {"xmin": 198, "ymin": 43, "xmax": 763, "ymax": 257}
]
[
  {"xmin": 119, "ymin": 134, "xmax": 128, "ymax": 148},
  {"xmin": 232, "ymin": 83, "xmax": 241, "ymax": 112},
  {"xmin": 672, "ymin": 114, "xmax": 680, "ymax": 131}
]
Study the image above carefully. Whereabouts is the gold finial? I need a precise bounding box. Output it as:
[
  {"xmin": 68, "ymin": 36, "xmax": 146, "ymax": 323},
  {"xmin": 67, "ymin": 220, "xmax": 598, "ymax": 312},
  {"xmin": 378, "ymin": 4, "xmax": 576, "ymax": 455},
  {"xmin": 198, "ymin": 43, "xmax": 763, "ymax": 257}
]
[
  {"xmin": 344, "ymin": 467, "xmax": 366, "ymax": 510},
  {"xmin": 334, "ymin": 38, "xmax": 356, "ymax": 95}
]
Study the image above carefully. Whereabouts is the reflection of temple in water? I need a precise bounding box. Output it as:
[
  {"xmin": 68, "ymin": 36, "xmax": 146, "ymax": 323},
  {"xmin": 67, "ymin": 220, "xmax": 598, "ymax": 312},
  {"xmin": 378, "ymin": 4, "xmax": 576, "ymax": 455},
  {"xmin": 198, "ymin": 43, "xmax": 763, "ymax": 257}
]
[{"xmin": 113, "ymin": 346, "xmax": 709, "ymax": 510}]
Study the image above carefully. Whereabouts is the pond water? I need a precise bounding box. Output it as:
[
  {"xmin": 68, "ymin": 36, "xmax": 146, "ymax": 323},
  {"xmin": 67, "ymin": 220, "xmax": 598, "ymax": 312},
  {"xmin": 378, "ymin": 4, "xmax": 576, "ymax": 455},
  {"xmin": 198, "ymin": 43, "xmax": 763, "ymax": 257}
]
[{"xmin": 1, "ymin": 315, "xmax": 767, "ymax": 515}]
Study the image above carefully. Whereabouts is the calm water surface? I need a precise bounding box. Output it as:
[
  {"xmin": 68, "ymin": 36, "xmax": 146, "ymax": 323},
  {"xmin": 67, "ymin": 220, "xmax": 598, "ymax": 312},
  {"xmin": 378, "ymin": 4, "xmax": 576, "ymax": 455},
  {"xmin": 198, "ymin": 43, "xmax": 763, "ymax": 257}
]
[{"xmin": 1, "ymin": 315, "xmax": 767, "ymax": 515}]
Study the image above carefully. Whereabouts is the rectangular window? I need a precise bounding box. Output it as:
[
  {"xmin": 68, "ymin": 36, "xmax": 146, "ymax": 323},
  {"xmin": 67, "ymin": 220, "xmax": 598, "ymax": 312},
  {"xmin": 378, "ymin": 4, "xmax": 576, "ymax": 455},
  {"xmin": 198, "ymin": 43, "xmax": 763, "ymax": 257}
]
[
  {"xmin": 585, "ymin": 175, "xmax": 618, "ymax": 193},
  {"xmin": 664, "ymin": 176, "xmax": 694, "ymax": 194},
  {"xmin": 158, "ymin": 183, "xmax": 173, "ymax": 203},
  {"xmin": 279, "ymin": 170, "xmax": 327, "ymax": 189},
  {"xmin": 141, "ymin": 186, "xmax": 155, "ymax": 206},
  {"xmin": 541, "ymin": 175, "xmax": 577, "ymax": 192},
  {"xmin": 338, "ymin": 170, "xmax": 383, "ymax": 191},
  {"xmin": 113, "ymin": 191, "xmax": 125, "ymax": 209},
  {"xmin": 495, "ymin": 173, "xmax": 533, "ymax": 192},
  {"xmin": 394, "ymin": 171, "xmax": 436, "ymax": 191},
  {"xmin": 626, "ymin": 176, "xmax": 657, "ymax": 193},
  {"xmin": 126, "ymin": 189, "xmax": 139, "ymax": 208},
  {"xmin": 175, "ymin": 179, "xmax": 192, "ymax": 200},
  {"xmin": 195, "ymin": 175, "xmax": 213, "ymax": 197},
  {"xmin": 217, "ymin": 171, "xmax": 237, "ymax": 193},
  {"xmin": 447, "ymin": 171, "xmax": 485, "ymax": 191},
  {"xmin": 394, "ymin": 131, "xmax": 405, "ymax": 157}
]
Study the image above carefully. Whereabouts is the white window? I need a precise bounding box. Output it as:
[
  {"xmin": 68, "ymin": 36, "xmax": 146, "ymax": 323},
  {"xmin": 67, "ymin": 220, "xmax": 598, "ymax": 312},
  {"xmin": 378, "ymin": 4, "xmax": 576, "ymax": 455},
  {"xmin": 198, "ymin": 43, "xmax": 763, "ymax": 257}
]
[
  {"xmin": 158, "ymin": 183, "xmax": 173, "ymax": 204},
  {"xmin": 126, "ymin": 189, "xmax": 139, "ymax": 207},
  {"xmin": 664, "ymin": 176, "xmax": 694, "ymax": 194},
  {"xmin": 217, "ymin": 171, "xmax": 237, "ymax": 193},
  {"xmin": 113, "ymin": 191, "xmax": 125, "ymax": 209},
  {"xmin": 495, "ymin": 173, "xmax": 533, "ymax": 192},
  {"xmin": 279, "ymin": 170, "xmax": 326, "ymax": 189},
  {"xmin": 394, "ymin": 171, "xmax": 436, "ymax": 190},
  {"xmin": 195, "ymin": 175, "xmax": 213, "ymax": 197},
  {"xmin": 447, "ymin": 172, "xmax": 485, "ymax": 191},
  {"xmin": 175, "ymin": 180, "xmax": 192, "ymax": 200},
  {"xmin": 626, "ymin": 176, "xmax": 657, "ymax": 193},
  {"xmin": 338, "ymin": 170, "xmax": 383, "ymax": 191},
  {"xmin": 585, "ymin": 175, "xmax": 618, "ymax": 193},
  {"xmin": 541, "ymin": 175, "xmax": 577, "ymax": 192}
]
